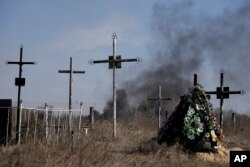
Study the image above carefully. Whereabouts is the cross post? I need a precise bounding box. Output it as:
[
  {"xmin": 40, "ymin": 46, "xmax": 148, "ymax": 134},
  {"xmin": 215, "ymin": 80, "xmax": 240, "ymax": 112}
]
[
  {"xmin": 7, "ymin": 46, "xmax": 36, "ymax": 145},
  {"xmin": 58, "ymin": 57, "xmax": 85, "ymax": 138},
  {"xmin": 89, "ymin": 33, "xmax": 141, "ymax": 137},
  {"xmin": 147, "ymin": 85, "xmax": 173, "ymax": 131},
  {"xmin": 193, "ymin": 70, "xmax": 245, "ymax": 130}
]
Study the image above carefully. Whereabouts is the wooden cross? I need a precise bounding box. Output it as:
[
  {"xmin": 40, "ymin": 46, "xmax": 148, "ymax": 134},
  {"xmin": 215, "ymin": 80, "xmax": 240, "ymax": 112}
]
[
  {"xmin": 7, "ymin": 46, "xmax": 36, "ymax": 145},
  {"xmin": 58, "ymin": 57, "xmax": 85, "ymax": 136},
  {"xmin": 193, "ymin": 71, "xmax": 245, "ymax": 130},
  {"xmin": 147, "ymin": 85, "xmax": 172, "ymax": 131},
  {"xmin": 89, "ymin": 33, "xmax": 141, "ymax": 137}
]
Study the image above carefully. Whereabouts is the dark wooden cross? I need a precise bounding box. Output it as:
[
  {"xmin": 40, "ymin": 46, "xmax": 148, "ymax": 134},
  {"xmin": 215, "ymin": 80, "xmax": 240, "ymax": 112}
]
[
  {"xmin": 193, "ymin": 71, "xmax": 244, "ymax": 130},
  {"xmin": 89, "ymin": 33, "xmax": 141, "ymax": 137},
  {"xmin": 7, "ymin": 46, "xmax": 36, "ymax": 144},
  {"xmin": 58, "ymin": 57, "xmax": 85, "ymax": 135},
  {"xmin": 147, "ymin": 85, "xmax": 172, "ymax": 131}
]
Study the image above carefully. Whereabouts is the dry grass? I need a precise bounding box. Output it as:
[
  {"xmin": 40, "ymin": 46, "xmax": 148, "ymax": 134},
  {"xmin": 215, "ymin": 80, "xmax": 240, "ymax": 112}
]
[{"xmin": 0, "ymin": 113, "xmax": 249, "ymax": 167}]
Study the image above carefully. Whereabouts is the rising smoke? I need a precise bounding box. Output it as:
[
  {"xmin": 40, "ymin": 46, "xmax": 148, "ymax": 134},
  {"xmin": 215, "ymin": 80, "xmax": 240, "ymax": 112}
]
[
  {"xmin": 102, "ymin": 89, "xmax": 129, "ymax": 119},
  {"xmin": 103, "ymin": 1, "xmax": 250, "ymax": 116},
  {"xmin": 123, "ymin": 0, "xmax": 250, "ymax": 112}
]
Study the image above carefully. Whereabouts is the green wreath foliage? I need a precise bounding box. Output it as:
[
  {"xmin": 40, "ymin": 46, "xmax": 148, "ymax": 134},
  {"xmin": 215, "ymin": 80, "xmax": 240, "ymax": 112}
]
[{"xmin": 158, "ymin": 85, "xmax": 224, "ymax": 151}]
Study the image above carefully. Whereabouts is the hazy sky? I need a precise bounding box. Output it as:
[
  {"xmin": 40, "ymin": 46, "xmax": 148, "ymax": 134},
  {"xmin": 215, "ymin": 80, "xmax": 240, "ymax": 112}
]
[{"xmin": 1, "ymin": 0, "xmax": 249, "ymax": 113}]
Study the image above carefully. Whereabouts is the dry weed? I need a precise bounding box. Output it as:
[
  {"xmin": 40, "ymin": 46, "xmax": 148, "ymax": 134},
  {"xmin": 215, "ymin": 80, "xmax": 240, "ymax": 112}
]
[{"xmin": 0, "ymin": 113, "xmax": 249, "ymax": 167}]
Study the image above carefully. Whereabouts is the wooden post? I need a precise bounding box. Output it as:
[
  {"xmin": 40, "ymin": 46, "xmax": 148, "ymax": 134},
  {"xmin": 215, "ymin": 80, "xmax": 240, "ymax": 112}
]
[
  {"xmin": 64, "ymin": 114, "xmax": 68, "ymax": 136},
  {"xmin": 49, "ymin": 110, "xmax": 53, "ymax": 142},
  {"xmin": 53, "ymin": 118, "xmax": 56, "ymax": 144},
  {"xmin": 57, "ymin": 111, "xmax": 61, "ymax": 142},
  {"xmin": 158, "ymin": 86, "xmax": 161, "ymax": 129},
  {"xmin": 232, "ymin": 112, "xmax": 236, "ymax": 133},
  {"xmin": 219, "ymin": 71, "xmax": 224, "ymax": 130},
  {"xmin": 79, "ymin": 102, "xmax": 83, "ymax": 131},
  {"xmin": 34, "ymin": 110, "xmax": 38, "ymax": 144},
  {"xmin": 194, "ymin": 73, "xmax": 199, "ymax": 86},
  {"xmin": 112, "ymin": 34, "xmax": 117, "ymax": 137},
  {"xmin": 78, "ymin": 102, "xmax": 83, "ymax": 138},
  {"xmin": 25, "ymin": 109, "xmax": 31, "ymax": 143},
  {"xmin": 90, "ymin": 107, "xmax": 95, "ymax": 129},
  {"xmin": 45, "ymin": 103, "xmax": 49, "ymax": 144},
  {"xmin": 17, "ymin": 103, "xmax": 23, "ymax": 145},
  {"xmin": 6, "ymin": 108, "xmax": 10, "ymax": 146}
]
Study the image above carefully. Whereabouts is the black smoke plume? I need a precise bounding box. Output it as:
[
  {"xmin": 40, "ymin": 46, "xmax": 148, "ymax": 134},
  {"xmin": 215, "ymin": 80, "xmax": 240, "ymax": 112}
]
[
  {"xmin": 124, "ymin": 1, "xmax": 250, "ymax": 112},
  {"xmin": 102, "ymin": 89, "xmax": 129, "ymax": 119}
]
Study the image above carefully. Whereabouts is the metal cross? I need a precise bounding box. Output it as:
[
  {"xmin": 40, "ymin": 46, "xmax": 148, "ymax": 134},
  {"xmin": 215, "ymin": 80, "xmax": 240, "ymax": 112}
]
[
  {"xmin": 58, "ymin": 57, "xmax": 85, "ymax": 135},
  {"xmin": 7, "ymin": 46, "xmax": 36, "ymax": 144},
  {"xmin": 89, "ymin": 33, "xmax": 141, "ymax": 137},
  {"xmin": 147, "ymin": 85, "xmax": 172, "ymax": 131},
  {"xmin": 193, "ymin": 71, "xmax": 245, "ymax": 130}
]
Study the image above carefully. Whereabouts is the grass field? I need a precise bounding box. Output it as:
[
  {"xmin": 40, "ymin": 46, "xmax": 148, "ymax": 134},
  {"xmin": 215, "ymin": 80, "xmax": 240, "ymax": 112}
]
[{"xmin": 0, "ymin": 112, "xmax": 249, "ymax": 167}]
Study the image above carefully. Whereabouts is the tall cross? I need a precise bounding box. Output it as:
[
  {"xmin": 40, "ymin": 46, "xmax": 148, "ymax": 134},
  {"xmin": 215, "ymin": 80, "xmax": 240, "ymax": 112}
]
[
  {"xmin": 58, "ymin": 57, "xmax": 85, "ymax": 135},
  {"xmin": 147, "ymin": 85, "xmax": 172, "ymax": 131},
  {"xmin": 7, "ymin": 46, "xmax": 36, "ymax": 144},
  {"xmin": 193, "ymin": 71, "xmax": 245, "ymax": 130},
  {"xmin": 89, "ymin": 33, "xmax": 141, "ymax": 137}
]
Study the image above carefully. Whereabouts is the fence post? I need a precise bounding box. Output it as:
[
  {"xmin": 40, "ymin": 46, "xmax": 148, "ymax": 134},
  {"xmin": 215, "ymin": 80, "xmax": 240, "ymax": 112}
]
[
  {"xmin": 49, "ymin": 110, "xmax": 53, "ymax": 142},
  {"xmin": 34, "ymin": 110, "xmax": 38, "ymax": 144},
  {"xmin": 78, "ymin": 102, "xmax": 83, "ymax": 138},
  {"xmin": 69, "ymin": 108, "xmax": 74, "ymax": 152},
  {"xmin": 64, "ymin": 114, "xmax": 68, "ymax": 134},
  {"xmin": 232, "ymin": 112, "xmax": 236, "ymax": 133},
  {"xmin": 25, "ymin": 109, "xmax": 31, "ymax": 143},
  {"xmin": 45, "ymin": 103, "xmax": 49, "ymax": 144},
  {"xmin": 90, "ymin": 107, "xmax": 95, "ymax": 129},
  {"xmin": 57, "ymin": 111, "xmax": 60, "ymax": 142},
  {"xmin": 17, "ymin": 103, "xmax": 23, "ymax": 146},
  {"xmin": 6, "ymin": 108, "xmax": 10, "ymax": 146},
  {"xmin": 53, "ymin": 117, "xmax": 56, "ymax": 144}
]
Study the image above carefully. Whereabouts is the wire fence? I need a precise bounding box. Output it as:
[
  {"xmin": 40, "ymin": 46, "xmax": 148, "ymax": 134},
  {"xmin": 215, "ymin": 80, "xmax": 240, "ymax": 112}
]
[{"xmin": 0, "ymin": 104, "xmax": 94, "ymax": 147}]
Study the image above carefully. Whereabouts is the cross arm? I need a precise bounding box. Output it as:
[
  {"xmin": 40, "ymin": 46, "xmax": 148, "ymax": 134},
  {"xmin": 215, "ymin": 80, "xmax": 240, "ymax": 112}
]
[
  {"xmin": 205, "ymin": 91, "xmax": 217, "ymax": 95},
  {"xmin": 7, "ymin": 61, "xmax": 36, "ymax": 65},
  {"xmin": 22, "ymin": 62, "xmax": 36, "ymax": 65},
  {"xmin": 92, "ymin": 60, "xmax": 109, "ymax": 64},
  {"xmin": 228, "ymin": 90, "xmax": 244, "ymax": 95},
  {"xmin": 58, "ymin": 70, "xmax": 85, "ymax": 74},
  {"xmin": 73, "ymin": 71, "xmax": 85, "ymax": 74},
  {"xmin": 206, "ymin": 90, "xmax": 244, "ymax": 95},
  {"xmin": 120, "ymin": 58, "xmax": 138, "ymax": 62},
  {"xmin": 120, "ymin": 57, "xmax": 142, "ymax": 63},
  {"xmin": 58, "ymin": 70, "xmax": 70, "ymax": 73}
]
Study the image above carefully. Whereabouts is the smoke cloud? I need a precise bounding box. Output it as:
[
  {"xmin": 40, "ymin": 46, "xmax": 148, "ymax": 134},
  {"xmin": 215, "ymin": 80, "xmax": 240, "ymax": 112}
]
[
  {"xmin": 124, "ymin": 1, "xmax": 250, "ymax": 112},
  {"xmin": 102, "ymin": 89, "xmax": 129, "ymax": 118}
]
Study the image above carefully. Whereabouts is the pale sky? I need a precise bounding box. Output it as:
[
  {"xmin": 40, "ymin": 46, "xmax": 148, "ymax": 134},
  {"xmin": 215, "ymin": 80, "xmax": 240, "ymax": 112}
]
[{"xmin": 1, "ymin": 0, "xmax": 249, "ymax": 114}]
